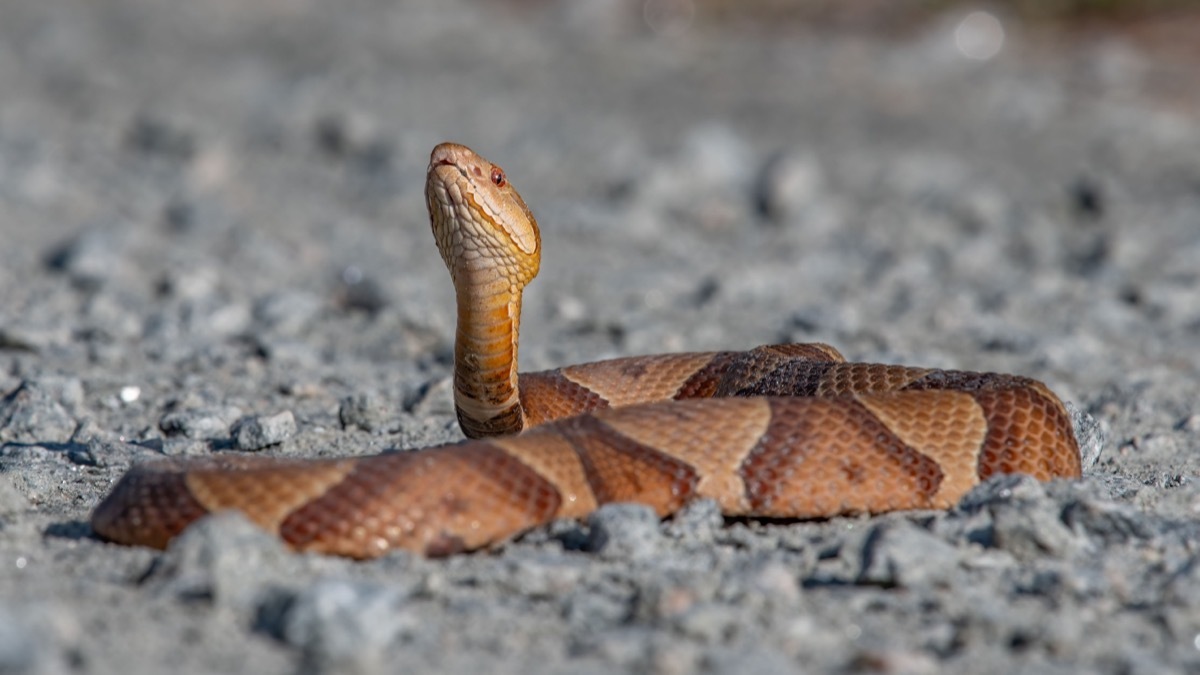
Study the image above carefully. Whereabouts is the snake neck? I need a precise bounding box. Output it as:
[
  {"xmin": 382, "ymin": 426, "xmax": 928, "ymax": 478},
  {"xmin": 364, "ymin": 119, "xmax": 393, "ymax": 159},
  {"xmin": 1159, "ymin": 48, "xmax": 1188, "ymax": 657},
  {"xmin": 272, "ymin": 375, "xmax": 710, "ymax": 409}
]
[
  {"xmin": 425, "ymin": 142, "xmax": 542, "ymax": 439},
  {"xmin": 451, "ymin": 273, "xmax": 527, "ymax": 439}
]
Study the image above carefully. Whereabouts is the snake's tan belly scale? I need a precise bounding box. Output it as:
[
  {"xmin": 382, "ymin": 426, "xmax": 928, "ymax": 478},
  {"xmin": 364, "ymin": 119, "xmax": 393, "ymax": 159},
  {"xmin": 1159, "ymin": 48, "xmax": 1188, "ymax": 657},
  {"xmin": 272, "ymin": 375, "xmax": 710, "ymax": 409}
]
[{"xmin": 91, "ymin": 144, "xmax": 1082, "ymax": 558}]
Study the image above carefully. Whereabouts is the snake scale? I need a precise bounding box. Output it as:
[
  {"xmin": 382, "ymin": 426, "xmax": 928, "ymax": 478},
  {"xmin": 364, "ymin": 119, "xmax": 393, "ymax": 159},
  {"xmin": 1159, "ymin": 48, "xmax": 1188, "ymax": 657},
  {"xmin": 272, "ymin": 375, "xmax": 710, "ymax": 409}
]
[{"xmin": 91, "ymin": 142, "xmax": 1082, "ymax": 559}]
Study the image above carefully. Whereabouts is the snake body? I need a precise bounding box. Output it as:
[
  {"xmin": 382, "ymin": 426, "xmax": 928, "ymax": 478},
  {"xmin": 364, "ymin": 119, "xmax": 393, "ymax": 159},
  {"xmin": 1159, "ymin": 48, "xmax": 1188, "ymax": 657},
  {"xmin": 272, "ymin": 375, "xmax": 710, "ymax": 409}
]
[{"xmin": 91, "ymin": 143, "xmax": 1082, "ymax": 558}]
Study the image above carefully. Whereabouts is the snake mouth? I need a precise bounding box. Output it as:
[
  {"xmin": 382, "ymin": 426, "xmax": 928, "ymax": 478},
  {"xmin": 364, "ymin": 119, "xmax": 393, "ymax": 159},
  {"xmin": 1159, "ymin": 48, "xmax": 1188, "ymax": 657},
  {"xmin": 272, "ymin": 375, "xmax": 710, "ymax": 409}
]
[{"xmin": 429, "ymin": 156, "xmax": 468, "ymax": 179}]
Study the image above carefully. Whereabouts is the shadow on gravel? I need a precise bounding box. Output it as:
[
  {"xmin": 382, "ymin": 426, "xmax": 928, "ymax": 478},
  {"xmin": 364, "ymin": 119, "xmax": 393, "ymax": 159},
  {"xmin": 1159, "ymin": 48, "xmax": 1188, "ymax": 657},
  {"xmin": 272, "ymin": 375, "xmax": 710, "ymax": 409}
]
[{"xmin": 43, "ymin": 520, "xmax": 93, "ymax": 544}]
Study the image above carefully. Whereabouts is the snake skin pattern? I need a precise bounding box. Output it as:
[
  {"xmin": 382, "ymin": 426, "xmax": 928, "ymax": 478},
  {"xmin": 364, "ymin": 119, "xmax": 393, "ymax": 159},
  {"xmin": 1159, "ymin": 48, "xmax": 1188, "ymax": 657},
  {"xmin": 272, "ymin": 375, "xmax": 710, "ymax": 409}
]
[{"xmin": 91, "ymin": 144, "xmax": 1082, "ymax": 558}]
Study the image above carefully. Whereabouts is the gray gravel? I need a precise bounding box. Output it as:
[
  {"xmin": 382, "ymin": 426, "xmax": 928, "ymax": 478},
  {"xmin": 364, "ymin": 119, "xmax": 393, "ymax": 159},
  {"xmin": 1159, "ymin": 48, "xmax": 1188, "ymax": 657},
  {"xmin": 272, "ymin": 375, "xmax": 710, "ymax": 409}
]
[{"xmin": 1, "ymin": 0, "xmax": 1199, "ymax": 673}]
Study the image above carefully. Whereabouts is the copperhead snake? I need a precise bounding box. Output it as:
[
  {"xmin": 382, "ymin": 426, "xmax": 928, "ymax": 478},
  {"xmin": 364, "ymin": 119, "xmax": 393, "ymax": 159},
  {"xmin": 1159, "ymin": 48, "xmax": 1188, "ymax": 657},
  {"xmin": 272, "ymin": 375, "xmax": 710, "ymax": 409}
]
[{"xmin": 91, "ymin": 142, "xmax": 1082, "ymax": 559}]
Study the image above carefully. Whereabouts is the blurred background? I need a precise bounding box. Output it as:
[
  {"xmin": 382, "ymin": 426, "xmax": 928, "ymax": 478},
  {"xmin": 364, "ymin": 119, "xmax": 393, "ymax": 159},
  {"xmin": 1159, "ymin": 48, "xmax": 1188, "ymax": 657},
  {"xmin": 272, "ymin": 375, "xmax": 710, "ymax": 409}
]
[
  {"xmin": 0, "ymin": 0, "xmax": 1196, "ymax": 368},
  {"xmin": 1, "ymin": 0, "xmax": 1197, "ymax": 375}
]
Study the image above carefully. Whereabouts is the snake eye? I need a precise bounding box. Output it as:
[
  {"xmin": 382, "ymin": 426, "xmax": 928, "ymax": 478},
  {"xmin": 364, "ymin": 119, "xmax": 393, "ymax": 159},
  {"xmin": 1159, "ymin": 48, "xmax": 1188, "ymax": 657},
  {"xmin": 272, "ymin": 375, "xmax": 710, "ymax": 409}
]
[{"xmin": 490, "ymin": 167, "xmax": 506, "ymax": 187}]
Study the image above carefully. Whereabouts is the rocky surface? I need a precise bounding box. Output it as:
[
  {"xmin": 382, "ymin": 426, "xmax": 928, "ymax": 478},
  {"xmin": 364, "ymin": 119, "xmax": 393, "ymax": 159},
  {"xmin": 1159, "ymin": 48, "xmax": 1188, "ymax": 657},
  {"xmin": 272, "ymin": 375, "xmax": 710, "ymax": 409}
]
[{"xmin": 1, "ymin": 0, "xmax": 1198, "ymax": 673}]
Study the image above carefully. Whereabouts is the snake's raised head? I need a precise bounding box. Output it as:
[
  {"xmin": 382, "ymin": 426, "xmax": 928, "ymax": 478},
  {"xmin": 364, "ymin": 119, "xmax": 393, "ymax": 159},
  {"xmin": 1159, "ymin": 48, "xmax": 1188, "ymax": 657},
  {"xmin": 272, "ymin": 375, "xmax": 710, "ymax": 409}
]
[{"xmin": 425, "ymin": 142, "xmax": 541, "ymax": 289}]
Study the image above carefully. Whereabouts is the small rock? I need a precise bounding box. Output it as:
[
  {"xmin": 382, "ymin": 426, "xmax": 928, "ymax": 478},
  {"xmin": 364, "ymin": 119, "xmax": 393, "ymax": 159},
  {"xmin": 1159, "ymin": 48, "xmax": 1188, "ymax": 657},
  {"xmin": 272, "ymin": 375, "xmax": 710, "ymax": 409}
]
[
  {"xmin": 1061, "ymin": 496, "xmax": 1155, "ymax": 546},
  {"xmin": 565, "ymin": 588, "xmax": 638, "ymax": 633},
  {"xmin": 403, "ymin": 377, "xmax": 456, "ymax": 418},
  {"xmin": 0, "ymin": 607, "xmax": 47, "ymax": 674},
  {"xmin": 339, "ymin": 392, "xmax": 391, "ymax": 433},
  {"xmin": 0, "ymin": 326, "xmax": 50, "ymax": 353},
  {"xmin": 0, "ymin": 378, "xmax": 83, "ymax": 444},
  {"xmin": 0, "ymin": 473, "xmax": 28, "ymax": 516},
  {"xmin": 231, "ymin": 411, "xmax": 297, "ymax": 451},
  {"xmin": 569, "ymin": 628, "xmax": 653, "ymax": 671},
  {"xmin": 679, "ymin": 124, "xmax": 754, "ymax": 187},
  {"xmin": 858, "ymin": 520, "xmax": 961, "ymax": 588},
  {"xmin": 1069, "ymin": 175, "xmax": 1105, "ymax": 221},
  {"xmin": 501, "ymin": 555, "xmax": 588, "ymax": 598},
  {"xmin": 674, "ymin": 603, "xmax": 739, "ymax": 644},
  {"xmin": 267, "ymin": 579, "xmax": 417, "ymax": 675},
  {"xmin": 254, "ymin": 336, "xmax": 322, "ymax": 368},
  {"xmin": 0, "ymin": 605, "xmax": 38, "ymax": 672},
  {"xmin": 336, "ymin": 268, "xmax": 389, "ymax": 314},
  {"xmin": 157, "ymin": 265, "xmax": 220, "ymax": 301},
  {"xmin": 647, "ymin": 641, "xmax": 700, "ymax": 675},
  {"xmin": 755, "ymin": 149, "xmax": 825, "ymax": 224},
  {"xmin": 960, "ymin": 476, "xmax": 1085, "ymax": 560},
  {"xmin": 66, "ymin": 444, "xmax": 99, "ymax": 467},
  {"xmin": 145, "ymin": 511, "xmax": 290, "ymax": 612},
  {"xmin": 125, "ymin": 113, "xmax": 196, "ymax": 161},
  {"xmin": 633, "ymin": 573, "xmax": 714, "ymax": 623},
  {"xmin": 849, "ymin": 648, "xmax": 940, "ymax": 675},
  {"xmin": 313, "ymin": 112, "xmax": 392, "ymax": 175},
  {"xmin": 1065, "ymin": 401, "xmax": 1105, "ymax": 471},
  {"xmin": 990, "ymin": 503, "xmax": 1082, "ymax": 560},
  {"xmin": 161, "ymin": 437, "xmax": 212, "ymax": 456},
  {"xmin": 585, "ymin": 503, "xmax": 663, "ymax": 560},
  {"xmin": 957, "ymin": 473, "xmax": 1051, "ymax": 512},
  {"xmin": 663, "ymin": 498, "xmax": 722, "ymax": 545},
  {"xmin": 44, "ymin": 227, "xmax": 126, "ymax": 289},
  {"xmin": 700, "ymin": 647, "xmax": 804, "ymax": 675},
  {"xmin": 254, "ymin": 290, "xmax": 323, "ymax": 335},
  {"xmin": 78, "ymin": 437, "xmax": 144, "ymax": 468},
  {"xmin": 159, "ymin": 406, "xmax": 240, "ymax": 439},
  {"xmin": 745, "ymin": 559, "xmax": 802, "ymax": 607},
  {"xmin": 33, "ymin": 376, "xmax": 84, "ymax": 410}
]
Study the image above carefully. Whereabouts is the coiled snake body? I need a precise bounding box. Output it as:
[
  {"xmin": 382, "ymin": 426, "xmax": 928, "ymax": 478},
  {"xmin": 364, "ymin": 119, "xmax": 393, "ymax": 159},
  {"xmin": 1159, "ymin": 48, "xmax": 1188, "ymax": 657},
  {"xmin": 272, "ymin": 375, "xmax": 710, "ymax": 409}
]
[{"xmin": 92, "ymin": 143, "xmax": 1081, "ymax": 558}]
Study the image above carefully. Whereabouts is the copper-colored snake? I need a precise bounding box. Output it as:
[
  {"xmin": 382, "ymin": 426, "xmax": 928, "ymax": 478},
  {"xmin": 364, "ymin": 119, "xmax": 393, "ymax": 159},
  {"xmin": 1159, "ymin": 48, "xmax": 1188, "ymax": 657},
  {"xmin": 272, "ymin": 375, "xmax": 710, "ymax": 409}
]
[{"xmin": 91, "ymin": 143, "xmax": 1082, "ymax": 558}]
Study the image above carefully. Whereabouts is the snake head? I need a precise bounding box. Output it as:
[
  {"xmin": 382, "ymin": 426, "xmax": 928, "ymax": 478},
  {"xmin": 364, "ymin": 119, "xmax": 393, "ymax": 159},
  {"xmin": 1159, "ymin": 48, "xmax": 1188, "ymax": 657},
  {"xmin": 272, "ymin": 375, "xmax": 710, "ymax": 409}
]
[{"xmin": 426, "ymin": 142, "xmax": 541, "ymax": 287}]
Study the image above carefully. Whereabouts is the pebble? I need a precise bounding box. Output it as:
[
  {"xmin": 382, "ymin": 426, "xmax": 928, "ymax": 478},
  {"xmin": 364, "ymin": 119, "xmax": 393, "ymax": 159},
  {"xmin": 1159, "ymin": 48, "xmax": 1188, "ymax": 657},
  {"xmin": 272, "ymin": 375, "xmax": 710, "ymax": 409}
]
[
  {"xmin": 857, "ymin": 520, "xmax": 962, "ymax": 588},
  {"xmin": 585, "ymin": 503, "xmax": 664, "ymax": 560},
  {"xmin": 144, "ymin": 511, "xmax": 290, "ymax": 613},
  {"xmin": 0, "ymin": 607, "xmax": 41, "ymax": 674},
  {"xmin": 957, "ymin": 476, "xmax": 1085, "ymax": 561},
  {"xmin": 989, "ymin": 500, "xmax": 1082, "ymax": 561},
  {"xmin": 673, "ymin": 603, "xmax": 739, "ymax": 643},
  {"xmin": 0, "ymin": 471, "xmax": 26, "ymax": 519},
  {"xmin": 700, "ymin": 647, "xmax": 805, "ymax": 675},
  {"xmin": 231, "ymin": 411, "xmax": 297, "ymax": 450},
  {"xmin": 268, "ymin": 579, "xmax": 417, "ymax": 675},
  {"xmin": 745, "ymin": 559, "xmax": 802, "ymax": 607},
  {"xmin": 1060, "ymin": 495, "xmax": 1156, "ymax": 545},
  {"xmin": 159, "ymin": 406, "xmax": 240, "ymax": 440},
  {"xmin": 663, "ymin": 498, "xmax": 722, "ymax": 545},
  {"xmin": 500, "ymin": 554, "xmax": 588, "ymax": 598},
  {"xmin": 403, "ymin": 377, "xmax": 456, "ymax": 418},
  {"xmin": 0, "ymin": 326, "xmax": 51, "ymax": 353},
  {"xmin": 0, "ymin": 378, "xmax": 83, "ymax": 444},
  {"xmin": 253, "ymin": 290, "xmax": 323, "ymax": 336},
  {"xmin": 43, "ymin": 226, "xmax": 126, "ymax": 290},
  {"xmin": 124, "ymin": 113, "xmax": 196, "ymax": 161},
  {"xmin": 338, "ymin": 391, "xmax": 391, "ymax": 433},
  {"xmin": 160, "ymin": 437, "xmax": 212, "ymax": 456},
  {"xmin": 1066, "ymin": 401, "xmax": 1106, "ymax": 471},
  {"xmin": 253, "ymin": 336, "xmax": 323, "ymax": 368},
  {"xmin": 754, "ymin": 149, "xmax": 826, "ymax": 225},
  {"xmin": 157, "ymin": 265, "xmax": 221, "ymax": 301}
]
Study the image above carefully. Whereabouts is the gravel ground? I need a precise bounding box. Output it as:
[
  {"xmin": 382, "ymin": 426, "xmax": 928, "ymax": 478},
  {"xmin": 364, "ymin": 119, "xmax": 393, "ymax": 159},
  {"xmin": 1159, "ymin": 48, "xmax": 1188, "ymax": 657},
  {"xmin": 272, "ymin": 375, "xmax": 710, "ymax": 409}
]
[{"xmin": 1, "ymin": 1, "xmax": 1199, "ymax": 673}]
